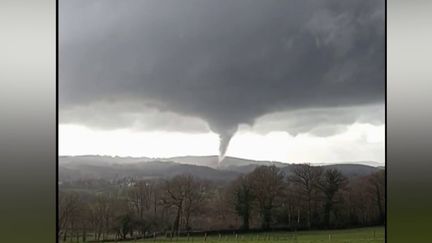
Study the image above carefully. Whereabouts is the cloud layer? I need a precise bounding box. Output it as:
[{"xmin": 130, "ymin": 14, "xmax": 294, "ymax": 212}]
[{"xmin": 60, "ymin": 0, "xmax": 385, "ymax": 158}]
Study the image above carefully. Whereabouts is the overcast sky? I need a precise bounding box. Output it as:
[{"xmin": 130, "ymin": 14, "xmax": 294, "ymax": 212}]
[{"xmin": 59, "ymin": 0, "xmax": 385, "ymax": 164}]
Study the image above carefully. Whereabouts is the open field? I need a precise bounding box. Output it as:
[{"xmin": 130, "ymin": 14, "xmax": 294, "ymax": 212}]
[{"xmin": 117, "ymin": 227, "xmax": 384, "ymax": 243}]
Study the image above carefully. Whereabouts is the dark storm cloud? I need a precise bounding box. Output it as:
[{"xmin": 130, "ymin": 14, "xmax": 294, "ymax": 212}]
[
  {"xmin": 60, "ymin": 0, "xmax": 385, "ymax": 158},
  {"xmin": 60, "ymin": 101, "xmax": 210, "ymax": 133},
  {"xmin": 248, "ymin": 104, "xmax": 384, "ymax": 137}
]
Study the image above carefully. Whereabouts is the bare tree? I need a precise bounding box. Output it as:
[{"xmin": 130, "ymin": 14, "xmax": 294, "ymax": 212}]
[
  {"xmin": 367, "ymin": 170, "xmax": 385, "ymax": 224},
  {"xmin": 318, "ymin": 168, "xmax": 348, "ymax": 227},
  {"xmin": 76, "ymin": 201, "xmax": 91, "ymax": 242},
  {"xmin": 229, "ymin": 175, "xmax": 255, "ymax": 230},
  {"xmin": 128, "ymin": 180, "xmax": 155, "ymax": 235},
  {"xmin": 88, "ymin": 194, "xmax": 115, "ymax": 241},
  {"xmin": 183, "ymin": 179, "xmax": 207, "ymax": 231},
  {"xmin": 161, "ymin": 175, "xmax": 206, "ymax": 234},
  {"xmin": 278, "ymin": 183, "xmax": 302, "ymax": 229},
  {"xmin": 59, "ymin": 191, "xmax": 81, "ymax": 241},
  {"xmin": 248, "ymin": 165, "xmax": 285, "ymax": 230},
  {"xmin": 346, "ymin": 178, "xmax": 372, "ymax": 226},
  {"xmin": 290, "ymin": 163, "xmax": 323, "ymax": 229},
  {"xmin": 128, "ymin": 181, "xmax": 152, "ymax": 219}
]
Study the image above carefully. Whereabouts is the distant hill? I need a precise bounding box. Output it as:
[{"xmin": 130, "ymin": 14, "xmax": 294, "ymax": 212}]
[
  {"xmin": 323, "ymin": 164, "xmax": 382, "ymax": 177},
  {"xmin": 59, "ymin": 155, "xmax": 153, "ymax": 165},
  {"xmin": 163, "ymin": 155, "xmax": 286, "ymax": 169},
  {"xmin": 59, "ymin": 155, "xmax": 383, "ymax": 182},
  {"xmin": 60, "ymin": 160, "xmax": 240, "ymax": 182}
]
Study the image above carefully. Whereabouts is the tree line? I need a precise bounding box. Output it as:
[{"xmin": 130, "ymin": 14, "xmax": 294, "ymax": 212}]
[{"xmin": 59, "ymin": 164, "xmax": 385, "ymax": 242}]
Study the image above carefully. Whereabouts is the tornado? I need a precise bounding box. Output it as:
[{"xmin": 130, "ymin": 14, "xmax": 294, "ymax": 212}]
[
  {"xmin": 211, "ymin": 124, "xmax": 238, "ymax": 163},
  {"xmin": 218, "ymin": 132, "xmax": 233, "ymax": 162}
]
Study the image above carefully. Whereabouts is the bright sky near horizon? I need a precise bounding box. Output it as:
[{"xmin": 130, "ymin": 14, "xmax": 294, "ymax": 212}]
[{"xmin": 60, "ymin": 122, "xmax": 384, "ymax": 164}]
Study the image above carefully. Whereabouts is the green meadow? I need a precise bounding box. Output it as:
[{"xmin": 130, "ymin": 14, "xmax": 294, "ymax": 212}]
[{"xmin": 119, "ymin": 227, "xmax": 384, "ymax": 243}]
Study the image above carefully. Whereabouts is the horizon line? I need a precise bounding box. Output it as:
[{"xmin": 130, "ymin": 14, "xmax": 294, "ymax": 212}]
[{"xmin": 58, "ymin": 153, "xmax": 385, "ymax": 166}]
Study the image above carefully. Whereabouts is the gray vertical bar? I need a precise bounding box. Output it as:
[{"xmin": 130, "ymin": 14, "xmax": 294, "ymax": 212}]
[{"xmin": 0, "ymin": 0, "xmax": 56, "ymax": 242}]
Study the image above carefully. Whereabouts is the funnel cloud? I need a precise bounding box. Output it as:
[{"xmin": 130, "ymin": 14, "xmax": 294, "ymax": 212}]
[
  {"xmin": 215, "ymin": 125, "xmax": 238, "ymax": 162},
  {"xmin": 60, "ymin": 0, "xmax": 385, "ymax": 157}
]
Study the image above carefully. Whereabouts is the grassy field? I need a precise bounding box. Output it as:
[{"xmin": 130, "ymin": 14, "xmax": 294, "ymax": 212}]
[{"xmin": 120, "ymin": 227, "xmax": 384, "ymax": 243}]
